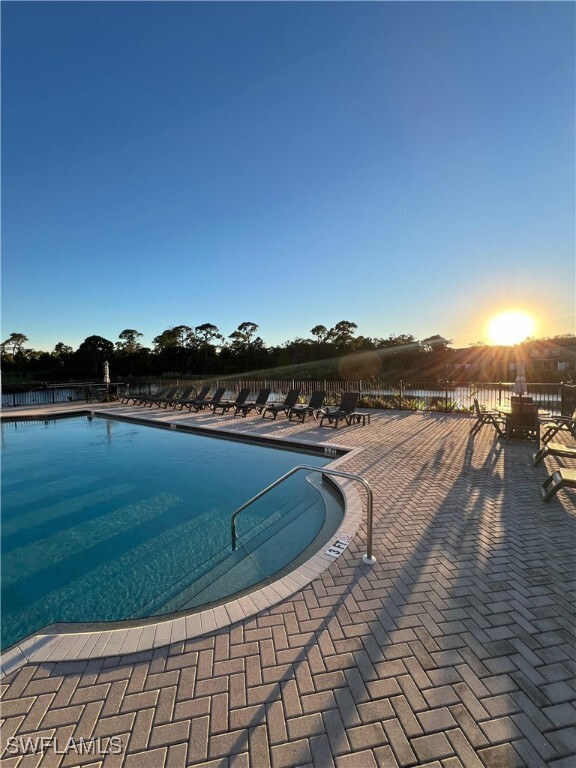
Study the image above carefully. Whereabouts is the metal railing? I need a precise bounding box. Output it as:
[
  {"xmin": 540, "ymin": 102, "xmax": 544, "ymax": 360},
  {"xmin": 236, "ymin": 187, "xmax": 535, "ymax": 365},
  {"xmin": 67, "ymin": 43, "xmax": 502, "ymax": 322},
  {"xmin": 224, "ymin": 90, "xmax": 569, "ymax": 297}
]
[
  {"xmin": 230, "ymin": 464, "xmax": 376, "ymax": 565},
  {"xmin": 1, "ymin": 383, "xmax": 126, "ymax": 408},
  {"xmin": 3, "ymin": 379, "xmax": 574, "ymax": 416}
]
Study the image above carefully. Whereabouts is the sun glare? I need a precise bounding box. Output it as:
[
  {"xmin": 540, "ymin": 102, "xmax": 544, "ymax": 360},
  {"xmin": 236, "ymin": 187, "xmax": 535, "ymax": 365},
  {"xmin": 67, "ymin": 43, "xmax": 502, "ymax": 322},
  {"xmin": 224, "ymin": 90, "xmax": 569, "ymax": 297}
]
[{"xmin": 486, "ymin": 310, "xmax": 536, "ymax": 346}]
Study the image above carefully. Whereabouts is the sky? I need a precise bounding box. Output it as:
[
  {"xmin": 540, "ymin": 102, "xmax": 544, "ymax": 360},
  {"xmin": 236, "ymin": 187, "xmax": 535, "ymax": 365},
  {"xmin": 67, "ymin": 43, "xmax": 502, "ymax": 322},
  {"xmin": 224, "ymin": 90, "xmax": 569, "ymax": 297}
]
[{"xmin": 2, "ymin": 0, "xmax": 575, "ymax": 354}]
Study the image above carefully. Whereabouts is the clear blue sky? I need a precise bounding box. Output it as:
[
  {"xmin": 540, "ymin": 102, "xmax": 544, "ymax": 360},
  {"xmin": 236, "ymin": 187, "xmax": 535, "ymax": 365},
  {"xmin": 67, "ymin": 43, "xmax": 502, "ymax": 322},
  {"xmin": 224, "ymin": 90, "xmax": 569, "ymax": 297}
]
[{"xmin": 2, "ymin": 1, "xmax": 574, "ymax": 353}]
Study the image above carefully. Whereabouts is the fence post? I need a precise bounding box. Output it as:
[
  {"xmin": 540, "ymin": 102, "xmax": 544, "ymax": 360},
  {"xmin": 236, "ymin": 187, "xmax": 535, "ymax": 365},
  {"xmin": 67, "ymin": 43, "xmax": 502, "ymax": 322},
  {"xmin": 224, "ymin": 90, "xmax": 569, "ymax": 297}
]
[
  {"xmin": 498, "ymin": 382, "xmax": 502, "ymax": 405},
  {"xmin": 445, "ymin": 380, "xmax": 449, "ymax": 412},
  {"xmin": 399, "ymin": 380, "xmax": 403, "ymax": 410}
]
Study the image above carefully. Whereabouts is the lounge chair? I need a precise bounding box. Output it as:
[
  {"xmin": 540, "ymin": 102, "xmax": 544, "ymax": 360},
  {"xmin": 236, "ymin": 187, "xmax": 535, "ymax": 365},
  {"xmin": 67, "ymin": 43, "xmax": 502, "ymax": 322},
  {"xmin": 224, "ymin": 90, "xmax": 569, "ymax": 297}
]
[
  {"xmin": 173, "ymin": 386, "xmax": 210, "ymax": 410},
  {"xmin": 319, "ymin": 392, "xmax": 360, "ymax": 429},
  {"xmin": 261, "ymin": 389, "xmax": 301, "ymax": 420},
  {"xmin": 538, "ymin": 411, "xmax": 576, "ymax": 446},
  {"xmin": 212, "ymin": 388, "xmax": 251, "ymax": 414},
  {"xmin": 234, "ymin": 388, "xmax": 271, "ymax": 417},
  {"xmin": 156, "ymin": 385, "xmax": 195, "ymax": 409},
  {"xmin": 470, "ymin": 398, "xmax": 506, "ymax": 438},
  {"xmin": 174, "ymin": 387, "xmax": 211, "ymax": 410},
  {"xmin": 541, "ymin": 468, "xmax": 576, "ymax": 501},
  {"xmin": 140, "ymin": 386, "xmax": 180, "ymax": 407},
  {"xmin": 190, "ymin": 387, "xmax": 226, "ymax": 412},
  {"xmin": 288, "ymin": 391, "xmax": 326, "ymax": 422},
  {"xmin": 532, "ymin": 442, "xmax": 576, "ymax": 467},
  {"xmin": 123, "ymin": 385, "xmax": 170, "ymax": 406}
]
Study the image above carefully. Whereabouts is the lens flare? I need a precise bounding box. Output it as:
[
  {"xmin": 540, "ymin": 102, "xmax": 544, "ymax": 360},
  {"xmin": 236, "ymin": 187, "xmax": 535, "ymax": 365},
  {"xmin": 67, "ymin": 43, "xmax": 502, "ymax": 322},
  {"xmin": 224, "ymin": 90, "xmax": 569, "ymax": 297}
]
[{"xmin": 338, "ymin": 351, "xmax": 382, "ymax": 381}]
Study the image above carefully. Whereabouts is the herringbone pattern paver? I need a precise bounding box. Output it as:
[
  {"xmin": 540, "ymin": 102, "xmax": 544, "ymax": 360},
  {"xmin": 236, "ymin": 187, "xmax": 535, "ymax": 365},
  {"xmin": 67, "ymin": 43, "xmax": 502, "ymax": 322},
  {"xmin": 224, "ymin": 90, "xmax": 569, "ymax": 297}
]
[{"xmin": 1, "ymin": 406, "xmax": 575, "ymax": 767}]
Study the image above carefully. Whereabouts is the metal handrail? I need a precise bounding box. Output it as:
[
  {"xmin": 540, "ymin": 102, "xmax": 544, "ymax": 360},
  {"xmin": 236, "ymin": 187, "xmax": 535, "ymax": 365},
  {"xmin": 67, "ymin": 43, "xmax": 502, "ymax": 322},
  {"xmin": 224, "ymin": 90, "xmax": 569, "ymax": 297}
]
[{"xmin": 230, "ymin": 464, "xmax": 376, "ymax": 565}]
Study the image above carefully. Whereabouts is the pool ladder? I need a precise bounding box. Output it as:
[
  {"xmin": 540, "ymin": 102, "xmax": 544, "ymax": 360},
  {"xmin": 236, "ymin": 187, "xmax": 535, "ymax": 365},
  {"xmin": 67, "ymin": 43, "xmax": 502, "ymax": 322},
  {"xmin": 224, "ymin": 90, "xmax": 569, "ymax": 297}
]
[{"xmin": 230, "ymin": 465, "xmax": 376, "ymax": 564}]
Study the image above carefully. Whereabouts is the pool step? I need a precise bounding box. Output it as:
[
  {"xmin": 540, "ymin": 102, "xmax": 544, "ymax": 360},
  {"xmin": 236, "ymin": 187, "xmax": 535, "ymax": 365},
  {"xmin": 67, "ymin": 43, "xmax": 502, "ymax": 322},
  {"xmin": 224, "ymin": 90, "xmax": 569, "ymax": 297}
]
[
  {"xmin": 178, "ymin": 495, "xmax": 326, "ymax": 610},
  {"xmin": 132, "ymin": 488, "xmax": 314, "ymax": 617}
]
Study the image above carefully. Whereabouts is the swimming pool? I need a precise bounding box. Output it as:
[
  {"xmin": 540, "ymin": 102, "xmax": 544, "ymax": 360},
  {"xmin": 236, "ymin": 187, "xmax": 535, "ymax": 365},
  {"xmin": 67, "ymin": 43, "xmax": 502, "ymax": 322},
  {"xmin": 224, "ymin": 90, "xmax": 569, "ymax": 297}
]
[{"xmin": 1, "ymin": 415, "xmax": 342, "ymax": 650}]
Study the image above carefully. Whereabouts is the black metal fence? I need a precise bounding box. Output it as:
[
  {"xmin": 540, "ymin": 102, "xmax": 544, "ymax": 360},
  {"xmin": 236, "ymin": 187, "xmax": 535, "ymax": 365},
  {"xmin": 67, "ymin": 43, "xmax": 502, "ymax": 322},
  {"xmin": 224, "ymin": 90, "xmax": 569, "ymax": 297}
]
[
  {"xmin": 3, "ymin": 379, "xmax": 575, "ymax": 416},
  {"xmin": 1, "ymin": 383, "xmax": 126, "ymax": 408}
]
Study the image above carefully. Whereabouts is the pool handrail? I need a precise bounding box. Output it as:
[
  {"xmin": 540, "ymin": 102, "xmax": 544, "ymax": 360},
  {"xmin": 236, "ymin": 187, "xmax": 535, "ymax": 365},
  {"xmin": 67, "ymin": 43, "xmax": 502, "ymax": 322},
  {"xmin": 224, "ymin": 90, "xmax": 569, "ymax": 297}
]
[{"xmin": 230, "ymin": 464, "xmax": 376, "ymax": 564}]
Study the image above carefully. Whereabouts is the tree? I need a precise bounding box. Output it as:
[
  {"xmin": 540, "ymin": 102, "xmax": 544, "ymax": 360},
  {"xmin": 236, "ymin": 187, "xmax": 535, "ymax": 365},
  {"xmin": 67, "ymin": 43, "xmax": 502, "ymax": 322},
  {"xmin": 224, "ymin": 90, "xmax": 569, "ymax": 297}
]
[
  {"xmin": 76, "ymin": 335, "xmax": 115, "ymax": 357},
  {"xmin": 153, "ymin": 328, "xmax": 181, "ymax": 352},
  {"xmin": 53, "ymin": 342, "xmax": 73, "ymax": 357},
  {"xmin": 53, "ymin": 342, "xmax": 74, "ymax": 370},
  {"xmin": 327, "ymin": 321, "xmax": 358, "ymax": 349},
  {"xmin": 75, "ymin": 335, "xmax": 115, "ymax": 377},
  {"xmin": 228, "ymin": 322, "xmax": 264, "ymax": 354},
  {"xmin": 1, "ymin": 332, "xmax": 29, "ymax": 356},
  {"xmin": 421, "ymin": 335, "xmax": 452, "ymax": 352},
  {"xmin": 173, "ymin": 325, "xmax": 196, "ymax": 348},
  {"xmin": 116, "ymin": 329, "xmax": 143, "ymax": 354},
  {"xmin": 195, "ymin": 323, "xmax": 224, "ymax": 361},
  {"xmin": 310, "ymin": 325, "xmax": 329, "ymax": 343}
]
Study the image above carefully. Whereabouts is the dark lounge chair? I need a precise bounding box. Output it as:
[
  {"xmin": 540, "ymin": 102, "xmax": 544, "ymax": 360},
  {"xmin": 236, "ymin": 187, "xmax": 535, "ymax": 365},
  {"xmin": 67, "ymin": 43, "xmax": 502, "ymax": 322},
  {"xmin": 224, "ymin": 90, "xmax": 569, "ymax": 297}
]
[
  {"xmin": 532, "ymin": 442, "xmax": 576, "ymax": 467},
  {"xmin": 470, "ymin": 398, "xmax": 506, "ymax": 437},
  {"xmin": 261, "ymin": 389, "xmax": 301, "ymax": 420},
  {"xmin": 190, "ymin": 387, "xmax": 226, "ymax": 412},
  {"xmin": 212, "ymin": 388, "xmax": 251, "ymax": 414},
  {"xmin": 538, "ymin": 411, "xmax": 576, "ymax": 446},
  {"xmin": 234, "ymin": 388, "xmax": 271, "ymax": 417},
  {"xmin": 174, "ymin": 386, "xmax": 211, "ymax": 411},
  {"xmin": 541, "ymin": 468, "xmax": 576, "ymax": 501},
  {"xmin": 140, "ymin": 386, "xmax": 180, "ymax": 407},
  {"xmin": 124, "ymin": 385, "xmax": 171, "ymax": 406},
  {"xmin": 319, "ymin": 392, "xmax": 360, "ymax": 429},
  {"xmin": 288, "ymin": 391, "xmax": 326, "ymax": 422},
  {"xmin": 156, "ymin": 385, "xmax": 195, "ymax": 409}
]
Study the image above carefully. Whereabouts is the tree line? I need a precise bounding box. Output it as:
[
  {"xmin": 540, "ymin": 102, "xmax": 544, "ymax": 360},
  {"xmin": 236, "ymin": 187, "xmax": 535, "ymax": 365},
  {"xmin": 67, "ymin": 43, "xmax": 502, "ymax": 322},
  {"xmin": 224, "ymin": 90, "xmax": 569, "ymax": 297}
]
[{"xmin": 1, "ymin": 321, "xmax": 452, "ymax": 383}]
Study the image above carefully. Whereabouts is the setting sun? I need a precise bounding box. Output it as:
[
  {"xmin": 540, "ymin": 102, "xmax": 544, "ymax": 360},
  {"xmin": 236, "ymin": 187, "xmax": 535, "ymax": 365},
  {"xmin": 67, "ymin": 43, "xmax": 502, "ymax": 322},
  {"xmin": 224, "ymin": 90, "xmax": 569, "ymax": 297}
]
[{"xmin": 486, "ymin": 310, "xmax": 536, "ymax": 346}]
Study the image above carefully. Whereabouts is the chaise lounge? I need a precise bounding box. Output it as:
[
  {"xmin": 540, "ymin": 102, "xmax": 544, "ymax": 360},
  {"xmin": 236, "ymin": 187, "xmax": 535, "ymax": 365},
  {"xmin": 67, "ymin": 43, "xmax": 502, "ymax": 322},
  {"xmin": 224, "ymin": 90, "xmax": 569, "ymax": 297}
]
[
  {"xmin": 212, "ymin": 388, "xmax": 251, "ymax": 414},
  {"xmin": 538, "ymin": 411, "xmax": 576, "ymax": 446},
  {"xmin": 261, "ymin": 389, "xmax": 301, "ymax": 420},
  {"xmin": 319, "ymin": 392, "xmax": 360, "ymax": 429},
  {"xmin": 155, "ymin": 385, "xmax": 195, "ymax": 409},
  {"xmin": 124, "ymin": 385, "xmax": 172, "ymax": 406},
  {"xmin": 234, "ymin": 388, "xmax": 271, "ymax": 417},
  {"xmin": 191, "ymin": 387, "xmax": 226, "ymax": 412},
  {"xmin": 532, "ymin": 442, "xmax": 576, "ymax": 467},
  {"xmin": 139, "ymin": 386, "xmax": 180, "ymax": 407},
  {"xmin": 288, "ymin": 391, "xmax": 326, "ymax": 422},
  {"xmin": 172, "ymin": 386, "xmax": 210, "ymax": 410},
  {"xmin": 541, "ymin": 468, "xmax": 576, "ymax": 501}
]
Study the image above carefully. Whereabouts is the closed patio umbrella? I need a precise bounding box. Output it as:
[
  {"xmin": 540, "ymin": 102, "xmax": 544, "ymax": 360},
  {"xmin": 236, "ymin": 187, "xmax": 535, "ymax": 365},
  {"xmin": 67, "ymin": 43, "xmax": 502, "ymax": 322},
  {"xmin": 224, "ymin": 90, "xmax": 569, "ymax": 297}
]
[
  {"xmin": 103, "ymin": 360, "xmax": 110, "ymax": 392},
  {"xmin": 512, "ymin": 360, "xmax": 528, "ymax": 397}
]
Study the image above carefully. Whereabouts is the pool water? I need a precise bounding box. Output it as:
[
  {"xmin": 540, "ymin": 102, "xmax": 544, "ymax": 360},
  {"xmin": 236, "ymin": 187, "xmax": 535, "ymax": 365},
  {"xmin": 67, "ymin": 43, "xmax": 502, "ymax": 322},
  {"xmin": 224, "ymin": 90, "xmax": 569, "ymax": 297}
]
[{"xmin": 1, "ymin": 415, "xmax": 336, "ymax": 650}]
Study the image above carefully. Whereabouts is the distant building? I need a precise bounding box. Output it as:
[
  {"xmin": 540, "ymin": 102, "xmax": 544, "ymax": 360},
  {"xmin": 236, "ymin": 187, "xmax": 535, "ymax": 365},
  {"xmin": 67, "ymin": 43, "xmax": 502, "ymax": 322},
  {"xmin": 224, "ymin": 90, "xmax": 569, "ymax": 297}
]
[
  {"xmin": 523, "ymin": 337, "xmax": 576, "ymax": 376},
  {"xmin": 445, "ymin": 336, "xmax": 575, "ymax": 381}
]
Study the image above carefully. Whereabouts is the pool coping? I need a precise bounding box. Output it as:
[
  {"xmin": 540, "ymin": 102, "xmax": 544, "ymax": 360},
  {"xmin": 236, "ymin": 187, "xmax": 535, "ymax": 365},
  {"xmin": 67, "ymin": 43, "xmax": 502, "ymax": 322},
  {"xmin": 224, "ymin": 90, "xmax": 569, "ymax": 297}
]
[{"xmin": 1, "ymin": 410, "xmax": 370, "ymax": 677}]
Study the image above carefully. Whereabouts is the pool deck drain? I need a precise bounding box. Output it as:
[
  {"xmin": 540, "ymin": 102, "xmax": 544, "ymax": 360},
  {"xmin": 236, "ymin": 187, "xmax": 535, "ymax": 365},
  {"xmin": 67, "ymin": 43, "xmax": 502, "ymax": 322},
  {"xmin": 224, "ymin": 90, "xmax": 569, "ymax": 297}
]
[{"xmin": 1, "ymin": 402, "xmax": 575, "ymax": 767}]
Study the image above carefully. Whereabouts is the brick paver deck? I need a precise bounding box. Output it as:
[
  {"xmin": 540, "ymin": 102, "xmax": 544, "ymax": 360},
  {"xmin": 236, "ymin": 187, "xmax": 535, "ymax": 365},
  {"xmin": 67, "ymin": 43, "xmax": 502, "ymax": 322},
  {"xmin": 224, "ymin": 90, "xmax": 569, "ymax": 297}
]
[{"xmin": 1, "ymin": 403, "xmax": 575, "ymax": 767}]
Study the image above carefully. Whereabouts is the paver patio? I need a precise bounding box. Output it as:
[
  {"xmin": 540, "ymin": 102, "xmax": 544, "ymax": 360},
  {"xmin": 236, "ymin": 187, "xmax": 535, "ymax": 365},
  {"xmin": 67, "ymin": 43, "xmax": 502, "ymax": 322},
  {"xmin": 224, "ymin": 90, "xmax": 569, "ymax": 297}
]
[{"xmin": 1, "ymin": 402, "xmax": 575, "ymax": 767}]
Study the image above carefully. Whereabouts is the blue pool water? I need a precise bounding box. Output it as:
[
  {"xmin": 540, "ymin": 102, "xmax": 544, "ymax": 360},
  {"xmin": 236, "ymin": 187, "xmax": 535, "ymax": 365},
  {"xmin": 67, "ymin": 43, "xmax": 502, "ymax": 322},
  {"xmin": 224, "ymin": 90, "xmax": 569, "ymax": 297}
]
[{"xmin": 1, "ymin": 415, "xmax": 336, "ymax": 649}]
